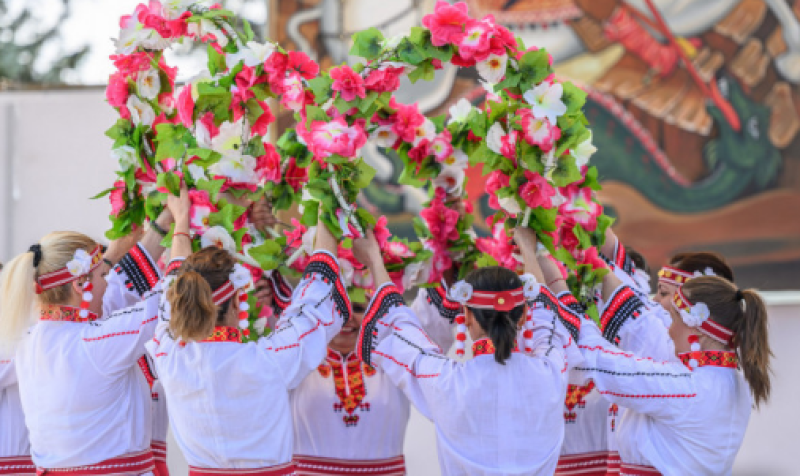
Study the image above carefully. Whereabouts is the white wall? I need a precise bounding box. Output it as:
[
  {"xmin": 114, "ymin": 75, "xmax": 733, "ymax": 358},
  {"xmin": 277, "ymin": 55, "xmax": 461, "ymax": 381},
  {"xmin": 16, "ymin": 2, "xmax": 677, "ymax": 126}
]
[{"xmin": 1, "ymin": 89, "xmax": 797, "ymax": 476}]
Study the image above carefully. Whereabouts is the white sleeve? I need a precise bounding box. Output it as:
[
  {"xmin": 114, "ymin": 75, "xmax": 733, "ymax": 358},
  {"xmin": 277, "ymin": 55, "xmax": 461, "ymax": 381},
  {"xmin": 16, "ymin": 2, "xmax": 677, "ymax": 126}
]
[
  {"xmin": 0, "ymin": 358, "xmax": 17, "ymax": 390},
  {"xmin": 83, "ymin": 271, "xmax": 169, "ymax": 377},
  {"xmin": 357, "ymin": 283, "xmax": 454, "ymax": 420},
  {"xmin": 261, "ymin": 251, "xmax": 350, "ymax": 390},
  {"xmin": 103, "ymin": 243, "xmax": 162, "ymax": 316},
  {"xmin": 409, "ymin": 284, "xmax": 459, "ymax": 354},
  {"xmin": 573, "ymin": 321, "xmax": 696, "ymax": 419}
]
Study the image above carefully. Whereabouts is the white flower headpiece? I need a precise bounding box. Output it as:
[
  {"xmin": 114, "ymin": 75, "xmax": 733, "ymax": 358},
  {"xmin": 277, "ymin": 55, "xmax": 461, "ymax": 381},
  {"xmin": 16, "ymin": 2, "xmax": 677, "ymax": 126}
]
[{"xmin": 66, "ymin": 249, "xmax": 94, "ymax": 277}]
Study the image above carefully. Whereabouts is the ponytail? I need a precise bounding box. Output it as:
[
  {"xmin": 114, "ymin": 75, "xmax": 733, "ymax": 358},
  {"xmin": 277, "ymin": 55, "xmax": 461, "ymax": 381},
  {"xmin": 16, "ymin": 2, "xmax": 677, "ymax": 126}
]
[
  {"xmin": 682, "ymin": 277, "xmax": 773, "ymax": 407},
  {"xmin": 168, "ymin": 270, "xmax": 217, "ymax": 343},
  {"xmin": 733, "ymin": 289, "xmax": 772, "ymax": 407},
  {"xmin": 167, "ymin": 247, "xmax": 236, "ymax": 343},
  {"xmin": 0, "ymin": 231, "xmax": 96, "ymax": 352},
  {"xmin": 465, "ymin": 266, "xmax": 525, "ymax": 365}
]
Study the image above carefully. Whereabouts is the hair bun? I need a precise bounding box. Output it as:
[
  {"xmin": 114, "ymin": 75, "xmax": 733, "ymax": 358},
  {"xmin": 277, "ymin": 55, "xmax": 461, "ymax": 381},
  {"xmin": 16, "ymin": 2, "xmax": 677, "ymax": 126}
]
[{"xmin": 28, "ymin": 244, "xmax": 42, "ymax": 268}]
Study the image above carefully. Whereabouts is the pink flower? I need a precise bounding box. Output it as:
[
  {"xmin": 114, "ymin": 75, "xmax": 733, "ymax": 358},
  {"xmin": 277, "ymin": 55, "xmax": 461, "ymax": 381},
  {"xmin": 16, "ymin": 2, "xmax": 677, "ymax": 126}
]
[
  {"xmin": 283, "ymin": 218, "xmax": 307, "ymax": 249},
  {"xmin": 176, "ymin": 85, "xmax": 194, "ymax": 128},
  {"xmin": 106, "ymin": 72, "xmax": 130, "ymax": 108},
  {"xmin": 158, "ymin": 56, "xmax": 178, "ymax": 90},
  {"xmin": 408, "ymin": 139, "xmax": 432, "ymax": 167},
  {"xmin": 373, "ymin": 216, "xmax": 392, "ymax": 249},
  {"xmin": 385, "ymin": 241, "xmax": 414, "ymax": 260},
  {"xmin": 330, "ymin": 65, "xmax": 366, "ymax": 102},
  {"xmin": 111, "ymin": 52, "xmax": 153, "ymax": 78},
  {"xmin": 420, "ymin": 188, "xmax": 459, "ymax": 243},
  {"xmin": 485, "ymin": 170, "xmax": 510, "ymax": 210},
  {"xmin": 556, "ymin": 220, "xmax": 581, "ymax": 253},
  {"xmin": 559, "ymin": 185, "xmax": 603, "ymax": 232},
  {"xmin": 280, "ymin": 73, "xmax": 306, "ymax": 112},
  {"xmin": 578, "ymin": 247, "xmax": 606, "ymax": 271},
  {"xmin": 458, "ymin": 19, "xmax": 492, "ymax": 61},
  {"xmin": 390, "ymin": 99, "xmax": 425, "ymax": 143},
  {"xmin": 364, "ymin": 66, "xmax": 403, "ymax": 93},
  {"xmin": 519, "ymin": 109, "xmax": 561, "ymax": 152},
  {"xmin": 337, "ymin": 209, "xmax": 363, "ymax": 239},
  {"xmin": 422, "ymin": 1, "xmax": 469, "ymax": 47},
  {"xmin": 430, "ymin": 130, "xmax": 454, "ymax": 162},
  {"xmin": 109, "ymin": 180, "xmax": 126, "ymax": 217},
  {"xmin": 287, "ymin": 51, "xmax": 319, "ymax": 80},
  {"xmin": 189, "ymin": 189, "xmax": 217, "ymax": 232},
  {"xmin": 251, "ymin": 100, "xmax": 274, "ymax": 137},
  {"xmin": 500, "ymin": 129, "xmax": 518, "ymax": 161},
  {"xmin": 256, "ymin": 143, "xmax": 281, "ymax": 183},
  {"xmin": 519, "ymin": 171, "xmax": 556, "ymax": 210},
  {"xmin": 284, "ymin": 157, "xmax": 308, "ymax": 192},
  {"xmin": 308, "ymin": 117, "xmax": 367, "ymax": 159},
  {"xmin": 476, "ymin": 223, "xmax": 520, "ymax": 270},
  {"xmin": 264, "ymin": 51, "xmax": 288, "ymax": 77}
]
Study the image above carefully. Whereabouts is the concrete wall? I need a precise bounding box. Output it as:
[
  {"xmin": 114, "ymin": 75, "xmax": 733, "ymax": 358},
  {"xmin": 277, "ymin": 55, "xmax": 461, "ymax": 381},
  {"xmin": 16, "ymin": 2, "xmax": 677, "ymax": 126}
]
[{"xmin": 1, "ymin": 90, "xmax": 797, "ymax": 475}]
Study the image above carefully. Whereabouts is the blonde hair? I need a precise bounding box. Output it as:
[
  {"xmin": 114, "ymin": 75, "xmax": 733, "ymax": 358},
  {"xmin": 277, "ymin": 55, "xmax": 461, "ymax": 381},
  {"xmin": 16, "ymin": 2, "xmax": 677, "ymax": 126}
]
[
  {"xmin": 683, "ymin": 276, "xmax": 773, "ymax": 407},
  {"xmin": 168, "ymin": 247, "xmax": 235, "ymax": 343},
  {"xmin": 0, "ymin": 232, "xmax": 97, "ymax": 351}
]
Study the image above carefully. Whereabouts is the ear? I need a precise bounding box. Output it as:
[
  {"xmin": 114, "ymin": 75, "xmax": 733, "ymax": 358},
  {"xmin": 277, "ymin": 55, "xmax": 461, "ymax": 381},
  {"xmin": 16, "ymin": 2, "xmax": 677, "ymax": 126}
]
[
  {"xmin": 70, "ymin": 279, "xmax": 84, "ymax": 296},
  {"xmin": 463, "ymin": 308, "xmax": 475, "ymax": 328}
]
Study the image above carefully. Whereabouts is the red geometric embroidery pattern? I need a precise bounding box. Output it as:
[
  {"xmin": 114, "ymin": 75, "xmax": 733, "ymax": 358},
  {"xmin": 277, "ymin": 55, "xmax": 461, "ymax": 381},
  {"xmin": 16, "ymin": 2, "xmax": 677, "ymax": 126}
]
[
  {"xmin": 678, "ymin": 350, "xmax": 738, "ymax": 370},
  {"xmin": 317, "ymin": 349, "xmax": 376, "ymax": 427},
  {"xmin": 200, "ymin": 326, "xmax": 243, "ymax": 343},
  {"xmin": 564, "ymin": 381, "xmax": 595, "ymax": 423},
  {"xmin": 40, "ymin": 304, "xmax": 99, "ymax": 323},
  {"xmin": 471, "ymin": 338, "xmax": 520, "ymax": 358}
]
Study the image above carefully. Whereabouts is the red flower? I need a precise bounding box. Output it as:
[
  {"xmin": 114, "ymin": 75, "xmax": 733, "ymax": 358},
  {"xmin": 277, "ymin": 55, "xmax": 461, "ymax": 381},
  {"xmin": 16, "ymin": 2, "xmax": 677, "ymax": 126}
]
[
  {"xmin": 408, "ymin": 139, "xmax": 432, "ymax": 166},
  {"xmin": 519, "ymin": 171, "xmax": 555, "ymax": 209},
  {"xmin": 499, "ymin": 129, "xmax": 518, "ymax": 161},
  {"xmin": 158, "ymin": 56, "xmax": 178, "ymax": 90},
  {"xmin": 176, "ymin": 85, "xmax": 194, "ymax": 128},
  {"xmin": 109, "ymin": 180, "xmax": 126, "ymax": 217},
  {"xmin": 420, "ymin": 188, "xmax": 460, "ymax": 243},
  {"xmin": 476, "ymin": 223, "xmax": 520, "ymax": 270},
  {"xmin": 284, "ymin": 157, "xmax": 308, "ymax": 192},
  {"xmin": 287, "ymin": 51, "xmax": 319, "ymax": 80},
  {"xmin": 283, "ymin": 218, "xmax": 307, "ymax": 250},
  {"xmin": 111, "ymin": 52, "xmax": 153, "ymax": 78},
  {"xmin": 373, "ymin": 216, "xmax": 392, "ymax": 250},
  {"xmin": 256, "ymin": 143, "xmax": 281, "ymax": 183},
  {"xmin": 485, "ymin": 170, "xmax": 510, "ymax": 210},
  {"xmin": 422, "ymin": 1, "xmax": 469, "ymax": 47},
  {"xmin": 330, "ymin": 65, "xmax": 366, "ymax": 102},
  {"xmin": 264, "ymin": 51, "xmax": 288, "ymax": 77},
  {"xmin": 578, "ymin": 247, "xmax": 606, "ymax": 271},
  {"xmin": 390, "ymin": 99, "xmax": 425, "ymax": 143},
  {"xmin": 364, "ymin": 66, "xmax": 403, "ymax": 93},
  {"xmin": 106, "ymin": 72, "xmax": 130, "ymax": 108}
]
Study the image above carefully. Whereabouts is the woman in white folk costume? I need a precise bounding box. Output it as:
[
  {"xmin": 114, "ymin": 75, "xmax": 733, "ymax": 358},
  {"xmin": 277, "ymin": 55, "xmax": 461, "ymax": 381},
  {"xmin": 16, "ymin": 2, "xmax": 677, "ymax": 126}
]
[
  {"xmin": 0, "ymin": 190, "xmax": 191, "ymax": 474},
  {"xmin": 569, "ymin": 245, "xmax": 772, "ymax": 475},
  {"xmin": 146, "ymin": 223, "xmax": 350, "ymax": 474},
  {"xmin": 352, "ymin": 227, "xmax": 569, "ymax": 476}
]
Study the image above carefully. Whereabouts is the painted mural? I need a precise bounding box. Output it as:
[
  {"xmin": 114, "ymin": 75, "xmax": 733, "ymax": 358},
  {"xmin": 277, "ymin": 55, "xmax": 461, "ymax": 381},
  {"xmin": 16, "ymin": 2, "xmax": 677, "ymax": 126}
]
[{"xmin": 272, "ymin": 0, "xmax": 800, "ymax": 289}]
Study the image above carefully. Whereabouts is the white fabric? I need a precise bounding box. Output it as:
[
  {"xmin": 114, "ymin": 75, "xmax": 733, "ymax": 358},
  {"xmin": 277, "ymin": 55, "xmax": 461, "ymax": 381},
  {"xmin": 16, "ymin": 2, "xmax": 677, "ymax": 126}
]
[
  {"xmin": 409, "ymin": 289, "xmax": 457, "ymax": 354},
  {"xmin": 291, "ymin": 350, "xmax": 409, "ymax": 460},
  {"xmin": 151, "ymin": 379, "xmax": 169, "ymax": 446},
  {"xmin": 364, "ymin": 285, "xmax": 568, "ymax": 476},
  {"xmin": 15, "ymin": 263, "xmax": 165, "ymax": 468},
  {"xmin": 147, "ymin": 250, "xmax": 348, "ymax": 468},
  {"xmin": 0, "ymin": 358, "xmax": 29, "ymax": 457},
  {"xmin": 574, "ymin": 321, "xmax": 751, "ymax": 475},
  {"xmin": 560, "ymin": 387, "xmax": 612, "ymax": 458}
]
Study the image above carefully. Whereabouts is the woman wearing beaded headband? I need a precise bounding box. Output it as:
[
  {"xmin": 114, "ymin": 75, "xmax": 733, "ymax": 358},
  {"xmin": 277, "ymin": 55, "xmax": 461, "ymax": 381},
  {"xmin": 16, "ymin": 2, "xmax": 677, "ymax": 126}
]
[
  {"xmin": 353, "ymin": 226, "xmax": 569, "ymax": 475},
  {"xmin": 571, "ymin": 259, "xmax": 772, "ymax": 474},
  {"xmin": 0, "ymin": 190, "xmax": 190, "ymax": 474},
  {"xmin": 145, "ymin": 223, "xmax": 351, "ymax": 474}
]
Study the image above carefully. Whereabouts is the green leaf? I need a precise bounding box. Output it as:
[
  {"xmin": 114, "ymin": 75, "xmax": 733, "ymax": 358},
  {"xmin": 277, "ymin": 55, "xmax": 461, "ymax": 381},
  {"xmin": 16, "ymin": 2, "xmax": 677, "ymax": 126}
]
[
  {"xmin": 348, "ymin": 286, "xmax": 367, "ymax": 304},
  {"xmin": 476, "ymin": 254, "xmax": 499, "ymax": 267},
  {"xmin": 156, "ymin": 172, "xmax": 181, "ymax": 195},
  {"xmin": 304, "ymin": 105, "xmax": 329, "ymax": 129},
  {"xmin": 207, "ymin": 202, "xmax": 246, "ymax": 232},
  {"xmin": 207, "ymin": 42, "xmax": 227, "ymax": 76},
  {"xmin": 561, "ymin": 82, "xmax": 587, "ymax": 115},
  {"xmin": 308, "ymin": 77, "xmax": 333, "ymax": 102},
  {"xmin": 242, "ymin": 19, "xmax": 254, "ymax": 43},
  {"xmin": 355, "ymin": 207, "xmax": 376, "ymax": 227},
  {"xmin": 196, "ymin": 178, "xmax": 226, "ymax": 202},
  {"xmin": 245, "ymin": 97, "xmax": 265, "ymax": 125},
  {"xmin": 518, "ymin": 49, "xmax": 552, "ymax": 91},
  {"xmin": 397, "ymin": 38, "xmax": 426, "ymax": 65},
  {"xmin": 352, "ymin": 159, "xmax": 376, "ymax": 189},
  {"xmin": 91, "ymin": 187, "xmax": 115, "ymax": 200},
  {"xmin": 407, "ymin": 61, "xmax": 435, "ymax": 83},
  {"xmin": 550, "ymin": 157, "xmax": 582, "ymax": 187},
  {"xmin": 358, "ymin": 91, "xmax": 380, "ymax": 113},
  {"xmin": 333, "ymin": 97, "xmax": 354, "ymax": 114},
  {"xmin": 300, "ymin": 200, "xmax": 320, "ymax": 227},
  {"xmin": 495, "ymin": 70, "xmax": 521, "ymax": 91},
  {"xmin": 186, "ymin": 148, "xmax": 222, "ymax": 168},
  {"xmin": 350, "ymin": 27, "xmax": 384, "ymax": 60},
  {"xmin": 247, "ymin": 240, "xmax": 283, "ymax": 271}
]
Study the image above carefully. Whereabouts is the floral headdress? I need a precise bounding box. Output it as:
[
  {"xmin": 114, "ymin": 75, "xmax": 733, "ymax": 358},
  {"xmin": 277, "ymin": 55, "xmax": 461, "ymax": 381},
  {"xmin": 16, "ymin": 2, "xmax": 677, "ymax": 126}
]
[
  {"xmin": 673, "ymin": 286, "xmax": 734, "ymax": 345},
  {"xmin": 35, "ymin": 245, "xmax": 104, "ymax": 294}
]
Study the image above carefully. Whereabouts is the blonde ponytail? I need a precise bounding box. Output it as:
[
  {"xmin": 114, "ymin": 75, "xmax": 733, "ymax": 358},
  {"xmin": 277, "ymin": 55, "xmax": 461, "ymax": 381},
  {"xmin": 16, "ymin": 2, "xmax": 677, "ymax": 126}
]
[
  {"xmin": 168, "ymin": 247, "xmax": 236, "ymax": 343},
  {"xmin": 0, "ymin": 231, "xmax": 97, "ymax": 352}
]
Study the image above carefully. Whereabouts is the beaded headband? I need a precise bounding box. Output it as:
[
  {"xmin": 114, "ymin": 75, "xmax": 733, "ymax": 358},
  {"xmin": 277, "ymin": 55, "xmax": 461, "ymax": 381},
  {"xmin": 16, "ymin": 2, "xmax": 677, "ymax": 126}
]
[
  {"xmin": 657, "ymin": 265, "xmax": 693, "ymax": 286},
  {"xmin": 673, "ymin": 287, "xmax": 734, "ymax": 345},
  {"xmin": 211, "ymin": 263, "xmax": 254, "ymax": 306},
  {"xmin": 35, "ymin": 244, "xmax": 103, "ymax": 294}
]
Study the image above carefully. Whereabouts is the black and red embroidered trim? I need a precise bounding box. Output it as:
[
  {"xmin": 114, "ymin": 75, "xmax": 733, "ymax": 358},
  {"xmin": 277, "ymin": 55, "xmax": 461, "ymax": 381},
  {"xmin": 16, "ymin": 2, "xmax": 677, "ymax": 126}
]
[
  {"xmin": 116, "ymin": 244, "xmax": 161, "ymax": 297},
  {"xmin": 304, "ymin": 252, "xmax": 351, "ymax": 323},
  {"xmin": 425, "ymin": 283, "xmax": 460, "ymax": 322},
  {"xmin": 357, "ymin": 283, "xmax": 404, "ymax": 366},
  {"xmin": 599, "ymin": 285, "xmax": 643, "ymax": 344},
  {"xmin": 268, "ymin": 269, "xmax": 293, "ymax": 317},
  {"xmin": 535, "ymin": 287, "xmax": 581, "ymax": 342},
  {"xmin": 137, "ymin": 355, "xmax": 157, "ymax": 389},
  {"xmin": 679, "ymin": 350, "xmax": 738, "ymax": 370}
]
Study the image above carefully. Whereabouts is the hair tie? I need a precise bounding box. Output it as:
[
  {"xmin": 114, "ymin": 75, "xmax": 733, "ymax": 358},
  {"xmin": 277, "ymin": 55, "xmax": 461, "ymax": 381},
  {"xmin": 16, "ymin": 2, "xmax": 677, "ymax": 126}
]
[
  {"xmin": 735, "ymin": 289, "xmax": 744, "ymax": 301},
  {"xmin": 29, "ymin": 244, "xmax": 42, "ymax": 268}
]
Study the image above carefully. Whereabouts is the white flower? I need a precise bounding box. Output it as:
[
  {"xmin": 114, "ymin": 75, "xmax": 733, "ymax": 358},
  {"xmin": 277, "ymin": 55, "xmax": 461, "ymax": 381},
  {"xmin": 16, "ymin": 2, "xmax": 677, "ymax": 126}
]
[
  {"xmin": 573, "ymin": 131, "xmax": 597, "ymax": 168},
  {"xmin": 136, "ymin": 69, "xmax": 161, "ymax": 100},
  {"xmin": 448, "ymin": 281, "xmax": 473, "ymax": 304},
  {"xmin": 498, "ymin": 196, "xmax": 522, "ymax": 215},
  {"xmin": 412, "ymin": 119, "xmax": 436, "ymax": 146},
  {"xmin": 339, "ymin": 259, "xmax": 355, "ymax": 288},
  {"xmin": 486, "ymin": 123, "xmax": 505, "ymax": 155},
  {"xmin": 523, "ymin": 82, "xmax": 567, "ymax": 125},
  {"xmin": 441, "ymin": 148, "xmax": 468, "ymax": 169},
  {"xmin": 371, "ymin": 126, "xmax": 398, "ymax": 148},
  {"xmin": 448, "ymin": 98, "xmax": 473, "ymax": 124},
  {"xmin": 66, "ymin": 249, "xmax": 92, "ymax": 277},
  {"xmin": 382, "ymin": 35, "xmax": 403, "ymax": 49},
  {"xmin": 188, "ymin": 19, "xmax": 228, "ymax": 48},
  {"xmin": 116, "ymin": 14, "xmax": 171, "ymax": 54},
  {"xmin": 127, "ymin": 95, "xmax": 155, "ymax": 127},
  {"xmin": 253, "ymin": 316, "xmax": 268, "ymax": 334},
  {"xmin": 520, "ymin": 273, "xmax": 541, "ymax": 300},
  {"xmin": 352, "ymin": 268, "xmax": 374, "ymax": 289},
  {"xmin": 693, "ymin": 267, "xmax": 717, "ymax": 278},
  {"xmin": 227, "ymin": 41, "xmax": 276, "ymax": 68},
  {"xmin": 188, "ymin": 163, "xmax": 207, "ymax": 183},
  {"xmin": 230, "ymin": 263, "xmax": 253, "ymax": 291},
  {"xmin": 301, "ymin": 226, "xmax": 317, "ymax": 256},
  {"xmin": 476, "ymin": 53, "xmax": 508, "ymax": 85},
  {"xmin": 402, "ymin": 259, "xmax": 432, "ymax": 290},
  {"xmin": 682, "ymin": 302, "xmax": 711, "ymax": 328},
  {"xmin": 210, "ymin": 154, "xmax": 258, "ymax": 185},
  {"xmin": 200, "ymin": 226, "xmax": 236, "ymax": 252},
  {"xmin": 161, "ymin": 0, "xmax": 194, "ymax": 19},
  {"xmin": 111, "ymin": 145, "xmax": 138, "ymax": 172},
  {"xmin": 210, "ymin": 120, "xmax": 247, "ymax": 155},
  {"xmin": 433, "ymin": 165, "xmax": 465, "ymax": 197}
]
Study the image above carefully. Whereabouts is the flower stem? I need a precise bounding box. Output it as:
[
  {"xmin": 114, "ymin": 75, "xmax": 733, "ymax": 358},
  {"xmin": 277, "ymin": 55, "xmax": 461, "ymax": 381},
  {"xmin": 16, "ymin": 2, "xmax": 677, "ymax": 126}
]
[{"xmin": 327, "ymin": 163, "xmax": 364, "ymax": 236}]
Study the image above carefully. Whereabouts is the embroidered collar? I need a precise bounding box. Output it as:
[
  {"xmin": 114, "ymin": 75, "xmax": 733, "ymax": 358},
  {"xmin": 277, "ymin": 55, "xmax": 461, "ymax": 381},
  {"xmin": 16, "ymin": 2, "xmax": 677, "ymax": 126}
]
[
  {"xmin": 326, "ymin": 348, "xmax": 358, "ymax": 363},
  {"xmin": 471, "ymin": 338, "xmax": 519, "ymax": 358},
  {"xmin": 40, "ymin": 304, "xmax": 99, "ymax": 323},
  {"xmin": 679, "ymin": 350, "xmax": 738, "ymax": 370},
  {"xmin": 200, "ymin": 326, "xmax": 242, "ymax": 343}
]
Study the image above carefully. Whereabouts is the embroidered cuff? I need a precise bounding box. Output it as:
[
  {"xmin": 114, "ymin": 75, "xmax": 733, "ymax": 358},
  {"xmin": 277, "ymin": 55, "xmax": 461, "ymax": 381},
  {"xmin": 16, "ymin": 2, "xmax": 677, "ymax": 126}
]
[
  {"xmin": 116, "ymin": 244, "xmax": 161, "ymax": 297},
  {"xmin": 425, "ymin": 281, "xmax": 461, "ymax": 323},
  {"xmin": 599, "ymin": 284, "xmax": 644, "ymax": 344},
  {"xmin": 164, "ymin": 257, "xmax": 185, "ymax": 275},
  {"xmin": 357, "ymin": 282, "xmax": 405, "ymax": 366},
  {"xmin": 600, "ymin": 239, "xmax": 634, "ymax": 277},
  {"xmin": 553, "ymin": 291, "xmax": 583, "ymax": 342},
  {"xmin": 303, "ymin": 251, "xmax": 351, "ymax": 323},
  {"xmin": 268, "ymin": 269, "xmax": 293, "ymax": 317},
  {"xmin": 557, "ymin": 291, "xmax": 586, "ymax": 315}
]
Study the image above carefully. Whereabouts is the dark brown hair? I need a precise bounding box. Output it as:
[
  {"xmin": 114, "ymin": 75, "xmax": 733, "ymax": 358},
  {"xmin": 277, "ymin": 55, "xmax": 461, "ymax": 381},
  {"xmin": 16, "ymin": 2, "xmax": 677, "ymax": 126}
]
[
  {"xmin": 168, "ymin": 248, "xmax": 236, "ymax": 342},
  {"xmin": 682, "ymin": 276, "xmax": 772, "ymax": 407},
  {"xmin": 464, "ymin": 266, "xmax": 524, "ymax": 364},
  {"xmin": 670, "ymin": 252, "xmax": 734, "ymax": 283}
]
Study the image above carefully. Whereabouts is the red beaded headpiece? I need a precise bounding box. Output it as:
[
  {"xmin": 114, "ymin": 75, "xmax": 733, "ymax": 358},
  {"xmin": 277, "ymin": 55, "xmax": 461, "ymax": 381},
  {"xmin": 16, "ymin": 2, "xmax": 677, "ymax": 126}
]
[{"xmin": 35, "ymin": 244, "xmax": 103, "ymax": 294}]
